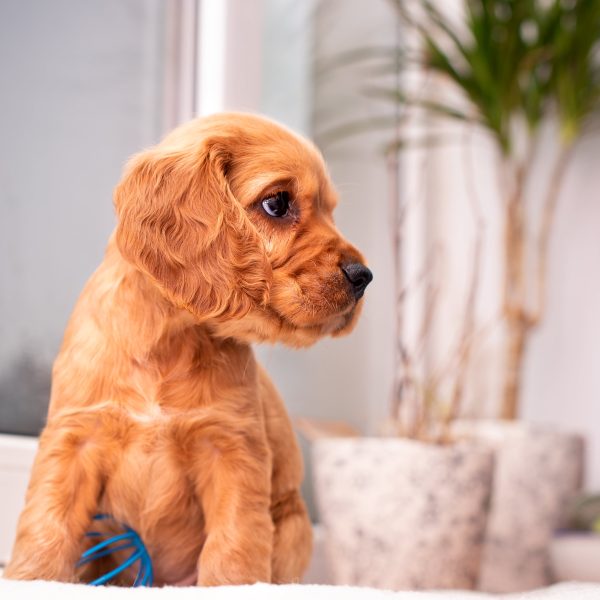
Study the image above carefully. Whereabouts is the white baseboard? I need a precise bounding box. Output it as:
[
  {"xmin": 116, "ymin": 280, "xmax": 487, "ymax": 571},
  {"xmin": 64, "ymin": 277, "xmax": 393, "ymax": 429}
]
[{"xmin": 0, "ymin": 434, "xmax": 38, "ymax": 566}]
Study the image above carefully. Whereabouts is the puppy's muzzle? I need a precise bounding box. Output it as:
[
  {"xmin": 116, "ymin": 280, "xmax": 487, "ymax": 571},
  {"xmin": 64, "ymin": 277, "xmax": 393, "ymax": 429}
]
[{"xmin": 341, "ymin": 263, "xmax": 373, "ymax": 300}]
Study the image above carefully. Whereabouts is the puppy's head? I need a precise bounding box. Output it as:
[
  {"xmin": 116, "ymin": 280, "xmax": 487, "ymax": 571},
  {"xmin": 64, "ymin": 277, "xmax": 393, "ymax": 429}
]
[{"xmin": 115, "ymin": 113, "xmax": 372, "ymax": 347}]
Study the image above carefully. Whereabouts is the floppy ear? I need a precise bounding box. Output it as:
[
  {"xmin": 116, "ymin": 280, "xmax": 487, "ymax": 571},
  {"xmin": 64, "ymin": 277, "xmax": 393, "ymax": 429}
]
[{"xmin": 114, "ymin": 140, "xmax": 271, "ymax": 320}]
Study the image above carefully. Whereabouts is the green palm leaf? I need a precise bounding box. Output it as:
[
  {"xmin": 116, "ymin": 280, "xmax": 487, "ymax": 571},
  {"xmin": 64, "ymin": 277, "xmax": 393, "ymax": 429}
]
[{"xmin": 389, "ymin": 0, "xmax": 600, "ymax": 155}]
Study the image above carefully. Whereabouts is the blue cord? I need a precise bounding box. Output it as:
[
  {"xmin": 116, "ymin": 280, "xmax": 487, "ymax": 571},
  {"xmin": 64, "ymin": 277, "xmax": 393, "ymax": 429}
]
[
  {"xmin": 78, "ymin": 514, "xmax": 154, "ymax": 587},
  {"xmin": 78, "ymin": 542, "xmax": 135, "ymax": 565}
]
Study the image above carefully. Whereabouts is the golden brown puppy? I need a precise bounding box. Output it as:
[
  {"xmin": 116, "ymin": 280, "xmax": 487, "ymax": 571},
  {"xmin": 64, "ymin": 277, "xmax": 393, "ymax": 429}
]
[{"xmin": 5, "ymin": 113, "xmax": 372, "ymax": 586}]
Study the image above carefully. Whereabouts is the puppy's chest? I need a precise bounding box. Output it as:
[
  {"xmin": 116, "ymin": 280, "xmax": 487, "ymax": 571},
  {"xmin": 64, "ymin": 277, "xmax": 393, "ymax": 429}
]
[
  {"xmin": 99, "ymin": 430, "xmax": 205, "ymax": 584},
  {"xmin": 103, "ymin": 408, "xmax": 196, "ymax": 503},
  {"xmin": 99, "ymin": 398, "xmax": 259, "ymax": 519}
]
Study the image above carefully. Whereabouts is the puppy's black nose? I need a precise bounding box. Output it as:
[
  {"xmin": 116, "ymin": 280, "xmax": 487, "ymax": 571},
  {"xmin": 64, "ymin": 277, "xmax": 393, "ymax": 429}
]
[{"xmin": 341, "ymin": 263, "xmax": 373, "ymax": 300}]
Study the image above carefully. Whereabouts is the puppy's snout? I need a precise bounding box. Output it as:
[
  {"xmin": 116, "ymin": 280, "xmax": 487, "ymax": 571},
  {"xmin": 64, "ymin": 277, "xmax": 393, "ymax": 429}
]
[{"xmin": 341, "ymin": 263, "xmax": 373, "ymax": 300}]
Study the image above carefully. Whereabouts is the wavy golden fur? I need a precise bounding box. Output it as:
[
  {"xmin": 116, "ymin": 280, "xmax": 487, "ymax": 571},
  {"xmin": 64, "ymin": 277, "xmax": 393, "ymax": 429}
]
[{"xmin": 5, "ymin": 113, "xmax": 370, "ymax": 586}]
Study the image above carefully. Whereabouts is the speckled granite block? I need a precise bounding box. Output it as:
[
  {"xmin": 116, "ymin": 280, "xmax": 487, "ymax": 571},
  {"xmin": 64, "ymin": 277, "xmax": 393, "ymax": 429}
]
[
  {"xmin": 313, "ymin": 438, "xmax": 494, "ymax": 590},
  {"xmin": 454, "ymin": 421, "xmax": 585, "ymax": 593}
]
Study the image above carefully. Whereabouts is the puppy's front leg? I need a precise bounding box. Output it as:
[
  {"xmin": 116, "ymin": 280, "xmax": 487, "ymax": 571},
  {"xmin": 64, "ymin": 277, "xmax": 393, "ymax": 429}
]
[
  {"xmin": 188, "ymin": 419, "xmax": 273, "ymax": 586},
  {"xmin": 258, "ymin": 367, "xmax": 312, "ymax": 582},
  {"xmin": 5, "ymin": 420, "xmax": 104, "ymax": 581}
]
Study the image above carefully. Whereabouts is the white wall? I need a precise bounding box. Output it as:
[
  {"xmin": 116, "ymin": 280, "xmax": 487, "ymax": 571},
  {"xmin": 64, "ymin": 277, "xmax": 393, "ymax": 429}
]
[{"xmin": 523, "ymin": 134, "xmax": 600, "ymax": 488}]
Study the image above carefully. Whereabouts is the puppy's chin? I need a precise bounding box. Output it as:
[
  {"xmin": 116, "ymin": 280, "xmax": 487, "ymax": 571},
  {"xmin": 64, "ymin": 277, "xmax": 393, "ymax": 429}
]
[
  {"xmin": 206, "ymin": 295, "xmax": 361, "ymax": 348},
  {"xmin": 329, "ymin": 302, "xmax": 363, "ymax": 337}
]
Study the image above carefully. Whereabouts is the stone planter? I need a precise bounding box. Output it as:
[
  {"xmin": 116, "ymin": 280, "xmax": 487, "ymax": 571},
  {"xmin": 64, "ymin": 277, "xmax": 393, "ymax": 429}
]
[
  {"xmin": 454, "ymin": 421, "xmax": 585, "ymax": 593},
  {"xmin": 312, "ymin": 437, "xmax": 494, "ymax": 590}
]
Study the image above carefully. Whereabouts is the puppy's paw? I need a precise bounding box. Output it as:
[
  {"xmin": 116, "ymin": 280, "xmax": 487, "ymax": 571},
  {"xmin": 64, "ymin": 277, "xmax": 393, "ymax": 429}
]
[
  {"xmin": 3, "ymin": 557, "xmax": 76, "ymax": 583},
  {"xmin": 197, "ymin": 534, "xmax": 271, "ymax": 586}
]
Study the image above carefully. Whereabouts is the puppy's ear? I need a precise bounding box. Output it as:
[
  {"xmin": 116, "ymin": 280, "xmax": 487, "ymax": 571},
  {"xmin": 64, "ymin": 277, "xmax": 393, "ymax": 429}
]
[{"xmin": 114, "ymin": 140, "xmax": 270, "ymax": 320}]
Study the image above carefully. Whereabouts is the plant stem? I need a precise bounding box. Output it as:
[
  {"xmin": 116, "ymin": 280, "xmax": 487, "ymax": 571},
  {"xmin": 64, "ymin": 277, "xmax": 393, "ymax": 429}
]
[
  {"xmin": 501, "ymin": 311, "xmax": 530, "ymax": 420},
  {"xmin": 388, "ymin": 145, "xmax": 405, "ymax": 427},
  {"xmin": 500, "ymin": 144, "xmax": 573, "ymax": 419},
  {"xmin": 501, "ymin": 160, "xmax": 531, "ymax": 420},
  {"xmin": 531, "ymin": 145, "xmax": 574, "ymax": 324}
]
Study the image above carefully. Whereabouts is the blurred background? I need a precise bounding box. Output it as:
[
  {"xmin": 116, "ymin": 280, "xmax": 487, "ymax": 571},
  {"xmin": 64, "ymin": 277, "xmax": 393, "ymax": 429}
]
[{"xmin": 1, "ymin": 0, "xmax": 600, "ymax": 591}]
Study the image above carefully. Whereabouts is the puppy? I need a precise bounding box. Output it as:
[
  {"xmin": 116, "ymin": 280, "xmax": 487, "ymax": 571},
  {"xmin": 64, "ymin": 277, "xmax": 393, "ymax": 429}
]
[{"xmin": 5, "ymin": 113, "xmax": 372, "ymax": 586}]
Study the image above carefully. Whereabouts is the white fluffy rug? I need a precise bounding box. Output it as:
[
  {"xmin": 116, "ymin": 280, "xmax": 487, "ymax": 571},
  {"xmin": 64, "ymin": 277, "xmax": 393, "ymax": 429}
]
[{"xmin": 1, "ymin": 581, "xmax": 600, "ymax": 600}]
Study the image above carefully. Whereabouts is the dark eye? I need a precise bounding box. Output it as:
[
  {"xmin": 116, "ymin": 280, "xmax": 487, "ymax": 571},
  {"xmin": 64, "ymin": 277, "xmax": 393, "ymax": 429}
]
[{"xmin": 261, "ymin": 191, "xmax": 290, "ymax": 217}]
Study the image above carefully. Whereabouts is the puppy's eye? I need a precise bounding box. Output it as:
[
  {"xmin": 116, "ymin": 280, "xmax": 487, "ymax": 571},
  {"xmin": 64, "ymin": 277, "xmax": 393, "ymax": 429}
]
[{"xmin": 262, "ymin": 191, "xmax": 289, "ymax": 218}]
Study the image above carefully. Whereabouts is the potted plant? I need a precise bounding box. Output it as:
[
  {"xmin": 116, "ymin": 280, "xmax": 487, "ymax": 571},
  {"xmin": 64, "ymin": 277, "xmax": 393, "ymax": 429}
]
[
  {"xmin": 309, "ymin": 63, "xmax": 496, "ymax": 585},
  {"xmin": 310, "ymin": 0, "xmax": 595, "ymax": 591}
]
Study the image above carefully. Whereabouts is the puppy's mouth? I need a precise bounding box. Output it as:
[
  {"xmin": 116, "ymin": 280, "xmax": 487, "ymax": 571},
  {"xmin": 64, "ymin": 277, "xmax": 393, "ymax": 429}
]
[
  {"xmin": 270, "ymin": 301, "xmax": 358, "ymax": 340},
  {"xmin": 268, "ymin": 271, "xmax": 361, "ymax": 335},
  {"xmin": 321, "ymin": 308, "xmax": 357, "ymax": 336}
]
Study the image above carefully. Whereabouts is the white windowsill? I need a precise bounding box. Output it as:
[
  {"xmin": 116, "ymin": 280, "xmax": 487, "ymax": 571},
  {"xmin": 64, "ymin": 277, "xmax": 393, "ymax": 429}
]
[{"xmin": 0, "ymin": 434, "xmax": 38, "ymax": 567}]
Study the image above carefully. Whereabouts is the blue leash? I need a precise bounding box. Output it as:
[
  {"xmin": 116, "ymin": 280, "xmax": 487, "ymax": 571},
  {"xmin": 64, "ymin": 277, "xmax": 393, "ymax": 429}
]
[{"xmin": 78, "ymin": 514, "xmax": 153, "ymax": 587}]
